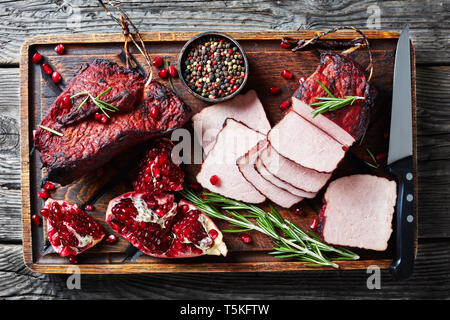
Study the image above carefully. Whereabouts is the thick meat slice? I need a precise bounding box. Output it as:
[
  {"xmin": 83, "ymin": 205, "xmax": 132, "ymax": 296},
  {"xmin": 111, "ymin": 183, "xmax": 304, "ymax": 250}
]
[
  {"xmin": 268, "ymin": 110, "xmax": 345, "ymax": 173},
  {"xmin": 196, "ymin": 119, "xmax": 266, "ymax": 203},
  {"xmin": 259, "ymin": 144, "xmax": 331, "ymax": 193},
  {"xmin": 36, "ymin": 79, "xmax": 190, "ymax": 186},
  {"xmin": 291, "ymin": 97, "xmax": 355, "ymax": 147},
  {"xmin": 294, "ymin": 52, "xmax": 376, "ymax": 140},
  {"xmin": 192, "ymin": 90, "xmax": 271, "ymax": 155},
  {"xmin": 237, "ymin": 141, "xmax": 303, "ymax": 208},
  {"xmin": 320, "ymin": 175, "xmax": 397, "ymax": 251},
  {"xmin": 254, "ymin": 156, "xmax": 316, "ymax": 199}
]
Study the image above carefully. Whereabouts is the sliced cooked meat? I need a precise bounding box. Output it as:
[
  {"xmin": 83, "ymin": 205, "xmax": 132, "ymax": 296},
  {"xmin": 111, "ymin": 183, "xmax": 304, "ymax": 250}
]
[
  {"xmin": 237, "ymin": 140, "xmax": 303, "ymax": 208},
  {"xmin": 320, "ymin": 174, "xmax": 397, "ymax": 251},
  {"xmin": 196, "ymin": 118, "xmax": 266, "ymax": 203},
  {"xmin": 290, "ymin": 97, "xmax": 355, "ymax": 147},
  {"xmin": 259, "ymin": 144, "xmax": 331, "ymax": 193},
  {"xmin": 268, "ymin": 110, "xmax": 345, "ymax": 173},
  {"xmin": 254, "ymin": 155, "xmax": 316, "ymax": 199},
  {"xmin": 192, "ymin": 90, "xmax": 271, "ymax": 155},
  {"xmin": 294, "ymin": 52, "xmax": 376, "ymax": 140}
]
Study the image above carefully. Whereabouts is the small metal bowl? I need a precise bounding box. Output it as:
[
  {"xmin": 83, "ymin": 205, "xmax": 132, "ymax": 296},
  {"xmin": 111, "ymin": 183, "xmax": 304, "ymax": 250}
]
[{"xmin": 177, "ymin": 32, "xmax": 249, "ymax": 103}]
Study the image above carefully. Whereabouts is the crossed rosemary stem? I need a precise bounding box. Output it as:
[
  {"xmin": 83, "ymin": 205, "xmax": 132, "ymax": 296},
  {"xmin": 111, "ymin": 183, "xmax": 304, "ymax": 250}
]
[
  {"xmin": 311, "ymin": 80, "xmax": 365, "ymax": 118},
  {"xmin": 71, "ymin": 87, "xmax": 119, "ymax": 118},
  {"xmin": 180, "ymin": 188, "xmax": 359, "ymax": 268}
]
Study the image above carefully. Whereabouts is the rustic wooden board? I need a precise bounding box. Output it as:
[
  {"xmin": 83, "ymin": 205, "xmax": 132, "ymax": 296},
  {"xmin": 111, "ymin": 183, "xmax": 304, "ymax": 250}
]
[{"xmin": 20, "ymin": 30, "xmax": 416, "ymax": 274}]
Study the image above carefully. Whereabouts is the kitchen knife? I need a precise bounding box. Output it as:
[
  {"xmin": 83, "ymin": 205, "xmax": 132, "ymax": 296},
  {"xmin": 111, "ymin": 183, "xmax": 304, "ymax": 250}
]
[{"xmin": 387, "ymin": 25, "xmax": 415, "ymax": 281}]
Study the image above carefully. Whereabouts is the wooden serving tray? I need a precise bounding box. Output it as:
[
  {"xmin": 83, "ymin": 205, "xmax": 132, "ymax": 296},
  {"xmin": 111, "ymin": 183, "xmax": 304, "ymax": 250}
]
[{"xmin": 20, "ymin": 30, "xmax": 417, "ymax": 274}]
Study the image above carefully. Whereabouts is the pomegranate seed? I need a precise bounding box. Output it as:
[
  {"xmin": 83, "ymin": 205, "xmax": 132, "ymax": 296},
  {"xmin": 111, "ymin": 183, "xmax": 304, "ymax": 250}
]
[
  {"xmin": 210, "ymin": 175, "xmax": 220, "ymax": 186},
  {"xmin": 152, "ymin": 56, "xmax": 163, "ymax": 68},
  {"xmin": 342, "ymin": 145, "xmax": 349, "ymax": 151},
  {"xmin": 54, "ymin": 44, "xmax": 65, "ymax": 54},
  {"xmin": 268, "ymin": 86, "xmax": 281, "ymax": 95},
  {"xmin": 190, "ymin": 183, "xmax": 202, "ymax": 192},
  {"xmin": 280, "ymin": 41, "xmax": 291, "ymax": 49},
  {"xmin": 200, "ymin": 194, "xmax": 207, "ymax": 200},
  {"xmin": 310, "ymin": 219, "xmax": 318, "ymax": 231},
  {"xmin": 94, "ymin": 112, "xmax": 102, "ymax": 122},
  {"xmin": 31, "ymin": 214, "xmax": 41, "ymax": 226},
  {"xmin": 68, "ymin": 256, "xmax": 78, "ymax": 264},
  {"xmin": 281, "ymin": 69, "xmax": 293, "ymax": 79},
  {"xmin": 293, "ymin": 207, "xmax": 303, "ymax": 215},
  {"xmin": 84, "ymin": 205, "xmax": 94, "ymax": 212},
  {"xmin": 280, "ymin": 100, "xmax": 291, "ymax": 111},
  {"xmin": 38, "ymin": 190, "xmax": 50, "ymax": 199},
  {"xmin": 208, "ymin": 229, "xmax": 218, "ymax": 240},
  {"xmin": 41, "ymin": 63, "xmax": 53, "ymax": 75},
  {"xmin": 298, "ymin": 76, "xmax": 306, "ymax": 85},
  {"xmin": 32, "ymin": 52, "xmax": 42, "ymax": 64},
  {"xmin": 150, "ymin": 105, "xmax": 159, "ymax": 119},
  {"xmin": 43, "ymin": 182, "xmax": 55, "ymax": 191},
  {"xmin": 99, "ymin": 114, "xmax": 108, "ymax": 124},
  {"xmin": 158, "ymin": 68, "xmax": 168, "ymax": 78},
  {"xmin": 32, "ymin": 129, "xmax": 37, "ymax": 141},
  {"xmin": 61, "ymin": 95, "xmax": 72, "ymax": 108},
  {"xmin": 168, "ymin": 65, "xmax": 178, "ymax": 78},
  {"xmin": 52, "ymin": 71, "xmax": 61, "ymax": 83},
  {"xmin": 240, "ymin": 234, "xmax": 252, "ymax": 244},
  {"xmin": 105, "ymin": 234, "xmax": 118, "ymax": 244}
]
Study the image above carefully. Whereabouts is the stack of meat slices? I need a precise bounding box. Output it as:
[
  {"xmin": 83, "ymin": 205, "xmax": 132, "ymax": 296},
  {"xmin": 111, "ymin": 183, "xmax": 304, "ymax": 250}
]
[{"xmin": 195, "ymin": 52, "xmax": 375, "ymax": 208}]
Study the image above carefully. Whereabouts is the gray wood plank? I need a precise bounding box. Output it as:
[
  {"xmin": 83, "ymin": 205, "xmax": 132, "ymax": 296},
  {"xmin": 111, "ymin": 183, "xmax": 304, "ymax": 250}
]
[
  {"xmin": 0, "ymin": 241, "xmax": 448, "ymax": 299},
  {"xmin": 0, "ymin": 0, "xmax": 449, "ymax": 65},
  {"xmin": 1, "ymin": 66, "xmax": 450, "ymax": 240}
]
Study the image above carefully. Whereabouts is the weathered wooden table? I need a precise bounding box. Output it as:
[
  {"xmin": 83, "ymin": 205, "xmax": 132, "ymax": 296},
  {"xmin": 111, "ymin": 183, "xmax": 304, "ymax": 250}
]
[{"xmin": 0, "ymin": 0, "xmax": 448, "ymax": 299}]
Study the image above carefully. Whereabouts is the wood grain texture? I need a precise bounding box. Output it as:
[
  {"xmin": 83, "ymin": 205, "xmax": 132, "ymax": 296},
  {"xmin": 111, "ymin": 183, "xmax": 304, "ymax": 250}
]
[
  {"xmin": 0, "ymin": 0, "xmax": 449, "ymax": 65},
  {"xmin": 0, "ymin": 241, "xmax": 448, "ymax": 299}
]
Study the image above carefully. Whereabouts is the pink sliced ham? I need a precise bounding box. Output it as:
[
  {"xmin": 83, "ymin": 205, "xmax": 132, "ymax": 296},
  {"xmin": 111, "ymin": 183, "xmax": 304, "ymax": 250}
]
[
  {"xmin": 320, "ymin": 175, "xmax": 397, "ymax": 251},
  {"xmin": 290, "ymin": 97, "xmax": 355, "ymax": 147},
  {"xmin": 259, "ymin": 144, "xmax": 331, "ymax": 193},
  {"xmin": 268, "ymin": 110, "xmax": 346, "ymax": 173},
  {"xmin": 192, "ymin": 90, "xmax": 271, "ymax": 155},
  {"xmin": 254, "ymin": 155, "xmax": 316, "ymax": 199},
  {"xmin": 237, "ymin": 141, "xmax": 304, "ymax": 208},
  {"xmin": 196, "ymin": 118, "xmax": 266, "ymax": 203}
]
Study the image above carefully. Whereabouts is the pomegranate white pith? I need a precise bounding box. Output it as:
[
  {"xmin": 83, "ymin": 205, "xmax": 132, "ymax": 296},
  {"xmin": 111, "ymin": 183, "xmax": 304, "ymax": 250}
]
[{"xmin": 106, "ymin": 192, "xmax": 227, "ymax": 258}]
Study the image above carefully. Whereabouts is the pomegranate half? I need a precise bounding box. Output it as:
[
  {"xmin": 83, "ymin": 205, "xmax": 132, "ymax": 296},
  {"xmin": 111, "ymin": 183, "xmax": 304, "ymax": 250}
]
[
  {"xmin": 41, "ymin": 199, "xmax": 105, "ymax": 257},
  {"xmin": 106, "ymin": 192, "xmax": 227, "ymax": 258}
]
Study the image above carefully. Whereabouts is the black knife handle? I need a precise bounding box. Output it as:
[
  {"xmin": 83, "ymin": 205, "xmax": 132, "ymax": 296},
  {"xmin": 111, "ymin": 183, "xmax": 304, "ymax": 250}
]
[{"xmin": 387, "ymin": 156, "xmax": 415, "ymax": 280}]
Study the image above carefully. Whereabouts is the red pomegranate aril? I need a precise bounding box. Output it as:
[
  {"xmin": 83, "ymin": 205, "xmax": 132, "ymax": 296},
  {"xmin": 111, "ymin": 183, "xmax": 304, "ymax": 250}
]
[
  {"xmin": 94, "ymin": 112, "xmax": 102, "ymax": 122},
  {"xmin": 281, "ymin": 69, "xmax": 293, "ymax": 79},
  {"xmin": 32, "ymin": 129, "xmax": 37, "ymax": 141},
  {"xmin": 31, "ymin": 214, "xmax": 41, "ymax": 226},
  {"xmin": 52, "ymin": 71, "xmax": 62, "ymax": 83},
  {"xmin": 298, "ymin": 76, "xmax": 306, "ymax": 85},
  {"xmin": 152, "ymin": 56, "xmax": 163, "ymax": 68},
  {"xmin": 280, "ymin": 100, "xmax": 291, "ymax": 111},
  {"xmin": 68, "ymin": 255, "xmax": 78, "ymax": 264},
  {"xmin": 208, "ymin": 229, "xmax": 218, "ymax": 240},
  {"xmin": 310, "ymin": 219, "xmax": 318, "ymax": 231},
  {"xmin": 168, "ymin": 65, "xmax": 178, "ymax": 78},
  {"xmin": 280, "ymin": 41, "xmax": 291, "ymax": 49},
  {"xmin": 268, "ymin": 86, "xmax": 281, "ymax": 95},
  {"xmin": 105, "ymin": 234, "xmax": 118, "ymax": 244},
  {"xmin": 61, "ymin": 95, "xmax": 72, "ymax": 109},
  {"xmin": 43, "ymin": 182, "xmax": 55, "ymax": 191},
  {"xmin": 42, "ymin": 63, "xmax": 53, "ymax": 75},
  {"xmin": 150, "ymin": 105, "xmax": 159, "ymax": 119},
  {"xmin": 210, "ymin": 175, "xmax": 220, "ymax": 186},
  {"xmin": 54, "ymin": 44, "xmax": 65, "ymax": 54},
  {"xmin": 99, "ymin": 114, "xmax": 108, "ymax": 124},
  {"xmin": 38, "ymin": 190, "xmax": 50, "ymax": 199},
  {"xmin": 32, "ymin": 52, "xmax": 42, "ymax": 64},
  {"xmin": 158, "ymin": 68, "xmax": 168, "ymax": 78},
  {"xmin": 84, "ymin": 204, "xmax": 95, "ymax": 212},
  {"xmin": 240, "ymin": 234, "xmax": 252, "ymax": 244}
]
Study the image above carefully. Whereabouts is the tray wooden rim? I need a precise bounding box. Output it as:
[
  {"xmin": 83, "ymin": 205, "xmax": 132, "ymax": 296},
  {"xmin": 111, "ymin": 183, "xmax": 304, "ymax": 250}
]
[{"xmin": 20, "ymin": 30, "xmax": 416, "ymax": 274}]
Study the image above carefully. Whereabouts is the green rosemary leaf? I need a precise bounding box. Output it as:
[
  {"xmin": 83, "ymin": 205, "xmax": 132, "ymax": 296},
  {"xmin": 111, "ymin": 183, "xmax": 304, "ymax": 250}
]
[
  {"xmin": 316, "ymin": 80, "xmax": 336, "ymax": 98},
  {"xmin": 38, "ymin": 125, "xmax": 63, "ymax": 137},
  {"xmin": 364, "ymin": 161, "xmax": 379, "ymax": 169},
  {"xmin": 70, "ymin": 91, "xmax": 89, "ymax": 99},
  {"xmin": 76, "ymin": 96, "xmax": 89, "ymax": 110},
  {"xmin": 96, "ymin": 86, "xmax": 112, "ymax": 98},
  {"xmin": 222, "ymin": 229, "xmax": 253, "ymax": 233}
]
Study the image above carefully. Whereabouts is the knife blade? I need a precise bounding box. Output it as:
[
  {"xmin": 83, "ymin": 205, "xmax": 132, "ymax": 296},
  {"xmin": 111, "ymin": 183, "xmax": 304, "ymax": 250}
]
[{"xmin": 387, "ymin": 25, "xmax": 415, "ymax": 281}]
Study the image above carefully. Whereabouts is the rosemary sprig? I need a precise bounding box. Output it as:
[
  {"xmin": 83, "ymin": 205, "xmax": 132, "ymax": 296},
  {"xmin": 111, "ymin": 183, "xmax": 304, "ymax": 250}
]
[
  {"xmin": 38, "ymin": 125, "xmax": 63, "ymax": 137},
  {"xmin": 311, "ymin": 80, "xmax": 364, "ymax": 118},
  {"xmin": 180, "ymin": 188, "xmax": 359, "ymax": 268},
  {"xmin": 71, "ymin": 87, "xmax": 119, "ymax": 118},
  {"xmin": 365, "ymin": 148, "xmax": 379, "ymax": 169}
]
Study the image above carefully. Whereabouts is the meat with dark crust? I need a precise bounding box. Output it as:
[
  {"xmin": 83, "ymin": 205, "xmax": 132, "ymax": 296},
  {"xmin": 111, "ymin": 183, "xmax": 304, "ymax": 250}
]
[
  {"xmin": 294, "ymin": 52, "xmax": 376, "ymax": 140},
  {"xmin": 35, "ymin": 60, "xmax": 191, "ymax": 186}
]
